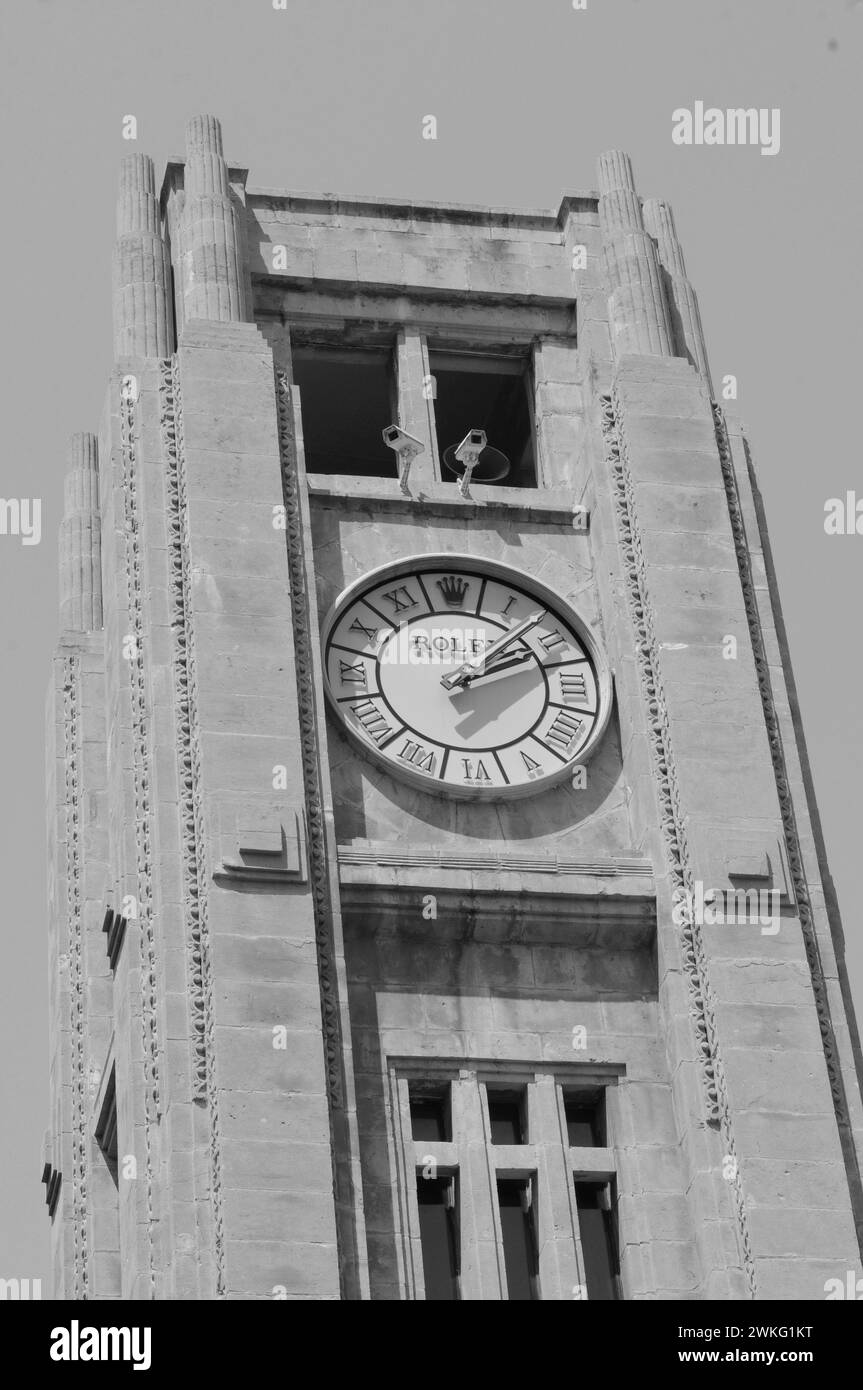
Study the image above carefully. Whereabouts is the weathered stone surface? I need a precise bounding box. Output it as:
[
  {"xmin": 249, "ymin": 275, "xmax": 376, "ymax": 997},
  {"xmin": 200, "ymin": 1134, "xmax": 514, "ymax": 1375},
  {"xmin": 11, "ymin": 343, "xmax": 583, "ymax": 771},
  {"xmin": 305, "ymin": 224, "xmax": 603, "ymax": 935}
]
[
  {"xmin": 59, "ymin": 434, "xmax": 103, "ymax": 632},
  {"xmin": 44, "ymin": 118, "xmax": 863, "ymax": 1305},
  {"xmin": 112, "ymin": 154, "xmax": 173, "ymax": 357}
]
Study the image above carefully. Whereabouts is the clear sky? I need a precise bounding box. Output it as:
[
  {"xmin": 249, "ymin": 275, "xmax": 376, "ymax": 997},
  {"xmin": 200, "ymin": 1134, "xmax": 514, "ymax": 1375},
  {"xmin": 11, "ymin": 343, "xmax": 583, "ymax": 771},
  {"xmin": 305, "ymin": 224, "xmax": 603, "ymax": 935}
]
[{"xmin": 1, "ymin": 0, "xmax": 861, "ymax": 1285}]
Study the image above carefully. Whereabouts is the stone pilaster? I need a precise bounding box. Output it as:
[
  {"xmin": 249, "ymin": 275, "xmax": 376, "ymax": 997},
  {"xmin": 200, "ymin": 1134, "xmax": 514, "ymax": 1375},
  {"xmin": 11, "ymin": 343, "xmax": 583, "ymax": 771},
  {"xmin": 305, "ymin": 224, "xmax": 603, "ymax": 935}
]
[
  {"xmin": 112, "ymin": 155, "xmax": 173, "ymax": 359},
  {"xmin": 597, "ymin": 151, "xmax": 674, "ymax": 360},
  {"xmin": 597, "ymin": 356, "xmax": 861, "ymax": 1296},
  {"xmin": 643, "ymin": 198, "xmax": 712, "ymax": 391},
  {"xmin": 48, "ymin": 447, "xmax": 113, "ymax": 1293},
  {"xmin": 59, "ymin": 433, "xmax": 102, "ymax": 633},
  {"xmin": 179, "ymin": 115, "xmax": 248, "ymax": 325}
]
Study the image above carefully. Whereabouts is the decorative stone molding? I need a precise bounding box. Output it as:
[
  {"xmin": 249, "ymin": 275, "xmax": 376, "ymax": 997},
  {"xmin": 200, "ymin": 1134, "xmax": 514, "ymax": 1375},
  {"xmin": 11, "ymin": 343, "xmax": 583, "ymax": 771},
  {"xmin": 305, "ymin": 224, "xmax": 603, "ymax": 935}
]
[
  {"xmin": 713, "ymin": 404, "xmax": 863, "ymax": 1244},
  {"xmin": 160, "ymin": 360, "xmax": 206, "ymax": 1100},
  {"xmin": 213, "ymin": 801, "xmax": 307, "ymax": 884},
  {"xmin": 120, "ymin": 390, "xmax": 159, "ymax": 1294},
  {"xmin": 724, "ymin": 836, "xmax": 792, "ymax": 901},
  {"xmin": 338, "ymin": 845, "xmax": 652, "ymax": 877},
  {"xmin": 159, "ymin": 356, "xmax": 226, "ymax": 1294},
  {"xmin": 63, "ymin": 654, "xmax": 88, "ymax": 1297},
  {"xmin": 274, "ymin": 370, "xmax": 344, "ymax": 1109},
  {"xmin": 601, "ymin": 388, "xmax": 756, "ymax": 1296}
]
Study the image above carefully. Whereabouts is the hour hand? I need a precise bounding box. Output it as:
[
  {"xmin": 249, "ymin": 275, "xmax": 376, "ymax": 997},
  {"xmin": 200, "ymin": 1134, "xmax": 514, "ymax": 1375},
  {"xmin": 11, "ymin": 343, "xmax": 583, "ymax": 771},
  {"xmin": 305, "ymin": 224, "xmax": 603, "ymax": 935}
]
[
  {"xmin": 440, "ymin": 611, "xmax": 544, "ymax": 690},
  {"xmin": 459, "ymin": 648, "xmax": 533, "ymax": 685}
]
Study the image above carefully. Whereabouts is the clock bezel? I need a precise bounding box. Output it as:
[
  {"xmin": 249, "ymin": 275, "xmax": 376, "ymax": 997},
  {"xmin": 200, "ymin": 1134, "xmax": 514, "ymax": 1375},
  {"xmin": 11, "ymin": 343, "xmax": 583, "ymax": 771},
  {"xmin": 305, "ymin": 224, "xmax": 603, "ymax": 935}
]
[{"xmin": 320, "ymin": 553, "xmax": 614, "ymax": 800}]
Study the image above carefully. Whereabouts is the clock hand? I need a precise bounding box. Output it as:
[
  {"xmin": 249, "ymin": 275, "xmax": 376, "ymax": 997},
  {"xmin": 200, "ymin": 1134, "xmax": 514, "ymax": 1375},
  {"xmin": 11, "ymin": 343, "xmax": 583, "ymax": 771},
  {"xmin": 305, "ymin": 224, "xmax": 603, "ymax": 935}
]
[
  {"xmin": 468, "ymin": 610, "xmax": 546, "ymax": 672},
  {"xmin": 440, "ymin": 611, "xmax": 545, "ymax": 690},
  {"xmin": 454, "ymin": 648, "xmax": 533, "ymax": 685}
]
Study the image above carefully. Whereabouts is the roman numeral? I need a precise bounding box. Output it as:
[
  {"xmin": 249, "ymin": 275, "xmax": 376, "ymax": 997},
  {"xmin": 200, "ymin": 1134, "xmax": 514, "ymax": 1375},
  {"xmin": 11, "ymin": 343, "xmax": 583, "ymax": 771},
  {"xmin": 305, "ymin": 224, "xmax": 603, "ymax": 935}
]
[
  {"xmin": 501, "ymin": 595, "xmax": 518, "ymax": 617},
  {"xmin": 397, "ymin": 738, "xmax": 437, "ymax": 775},
  {"xmin": 462, "ymin": 758, "xmax": 491, "ymax": 783},
  {"xmin": 350, "ymin": 699, "xmax": 394, "ymax": 746},
  {"xmin": 520, "ymin": 751, "xmax": 542, "ymax": 774},
  {"xmin": 543, "ymin": 709, "xmax": 583, "ymax": 752},
  {"xmin": 381, "ymin": 585, "xmax": 418, "ymax": 613},
  {"xmin": 560, "ymin": 672, "xmax": 587, "ymax": 703},
  {"xmin": 338, "ymin": 659, "xmax": 366, "ymax": 687},
  {"xmin": 538, "ymin": 629, "xmax": 565, "ymax": 653},
  {"xmin": 349, "ymin": 617, "xmax": 378, "ymax": 643}
]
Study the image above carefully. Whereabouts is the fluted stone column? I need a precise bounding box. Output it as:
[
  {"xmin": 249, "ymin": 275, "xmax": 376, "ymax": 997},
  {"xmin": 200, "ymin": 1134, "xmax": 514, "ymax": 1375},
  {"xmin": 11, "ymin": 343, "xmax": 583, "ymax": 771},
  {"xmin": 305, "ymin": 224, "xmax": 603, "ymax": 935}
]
[
  {"xmin": 112, "ymin": 154, "xmax": 173, "ymax": 359},
  {"xmin": 597, "ymin": 150, "xmax": 674, "ymax": 360},
  {"xmin": 643, "ymin": 198, "xmax": 713, "ymax": 391},
  {"xmin": 179, "ymin": 114, "xmax": 247, "ymax": 324},
  {"xmin": 59, "ymin": 433, "xmax": 102, "ymax": 632}
]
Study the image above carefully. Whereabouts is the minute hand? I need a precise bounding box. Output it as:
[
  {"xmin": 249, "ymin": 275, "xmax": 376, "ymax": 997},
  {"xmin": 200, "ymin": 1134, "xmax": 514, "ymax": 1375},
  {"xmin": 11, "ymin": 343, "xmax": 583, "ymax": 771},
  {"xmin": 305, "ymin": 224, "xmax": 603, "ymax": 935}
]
[{"xmin": 440, "ymin": 611, "xmax": 545, "ymax": 691}]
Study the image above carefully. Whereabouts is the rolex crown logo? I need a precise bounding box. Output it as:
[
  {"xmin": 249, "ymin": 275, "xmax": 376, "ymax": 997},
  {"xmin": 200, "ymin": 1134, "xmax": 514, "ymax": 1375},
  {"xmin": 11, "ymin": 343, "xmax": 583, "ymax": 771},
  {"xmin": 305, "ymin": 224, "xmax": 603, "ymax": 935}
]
[{"xmin": 437, "ymin": 575, "xmax": 469, "ymax": 607}]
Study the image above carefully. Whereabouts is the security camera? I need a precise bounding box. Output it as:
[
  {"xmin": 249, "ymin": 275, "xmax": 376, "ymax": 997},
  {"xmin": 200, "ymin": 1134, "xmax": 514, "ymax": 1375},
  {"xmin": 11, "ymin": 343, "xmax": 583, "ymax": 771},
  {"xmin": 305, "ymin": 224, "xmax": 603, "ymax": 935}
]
[
  {"xmin": 382, "ymin": 425, "xmax": 424, "ymax": 457},
  {"xmin": 454, "ymin": 428, "xmax": 487, "ymax": 468},
  {"xmin": 382, "ymin": 424, "xmax": 425, "ymax": 494},
  {"xmin": 454, "ymin": 428, "xmax": 487, "ymax": 497}
]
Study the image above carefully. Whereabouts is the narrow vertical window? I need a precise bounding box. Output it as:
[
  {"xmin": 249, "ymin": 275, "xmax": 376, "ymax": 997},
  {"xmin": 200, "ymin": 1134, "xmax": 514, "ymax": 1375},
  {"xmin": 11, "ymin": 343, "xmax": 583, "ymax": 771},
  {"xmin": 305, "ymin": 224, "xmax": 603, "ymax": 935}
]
[
  {"xmin": 416, "ymin": 1175, "xmax": 460, "ymax": 1300},
  {"xmin": 575, "ymin": 1181, "xmax": 620, "ymax": 1300},
  {"xmin": 563, "ymin": 1089, "xmax": 606, "ymax": 1146},
  {"xmin": 497, "ymin": 1178, "xmax": 540, "ymax": 1300},
  {"xmin": 409, "ymin": 1085, "xmax": 451, "ymax": 1142},
  {"xmin": 487, "ymin": 1087, "xmax": 526, "ymax": 1144}
]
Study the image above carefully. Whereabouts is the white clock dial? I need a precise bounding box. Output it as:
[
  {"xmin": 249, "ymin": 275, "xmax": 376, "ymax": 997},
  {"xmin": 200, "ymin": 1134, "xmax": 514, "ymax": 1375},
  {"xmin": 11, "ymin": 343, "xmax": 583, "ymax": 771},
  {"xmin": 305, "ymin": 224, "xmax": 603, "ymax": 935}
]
[{"xmin": 321, "ymin": 555, "xmax": 613, "ymax": 800}]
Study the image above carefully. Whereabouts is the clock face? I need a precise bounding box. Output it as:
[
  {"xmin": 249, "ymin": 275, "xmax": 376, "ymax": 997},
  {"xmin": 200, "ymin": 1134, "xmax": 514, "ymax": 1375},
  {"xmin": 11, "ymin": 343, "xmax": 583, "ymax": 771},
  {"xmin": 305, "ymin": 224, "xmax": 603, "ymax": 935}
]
[{"xmin": 321, "ymin": 555, "xmax": 612, "ymax": 800}]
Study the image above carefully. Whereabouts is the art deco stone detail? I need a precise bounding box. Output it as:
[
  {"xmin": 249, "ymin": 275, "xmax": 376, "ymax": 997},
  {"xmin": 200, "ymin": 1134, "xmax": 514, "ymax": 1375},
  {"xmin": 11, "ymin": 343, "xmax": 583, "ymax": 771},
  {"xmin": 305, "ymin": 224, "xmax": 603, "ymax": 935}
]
[
  {"xmin": 120, "ymin": 391, "xmax": 159, "ymax": 1293},
  {"xmin": 274, "ymin": 370, "xmax": 345, "ymax": 1111},
  {"xmin": 601, "ymin": 388, "xmax": 757, "ymax": 1296},
  {"xmin": 713, "ymin": 404, "xmax": 863, "ymax": 1244},
  {"xmin": 112, "ymin": 153, "xmax": 173, "ymax": 358},
  {"xmin": 159, "ymin": 356, "xmax": 226, "ymax": 1294},
  {"xmin": 63, "ymin": 655, "xmax": 88, "ymax": 1299}
]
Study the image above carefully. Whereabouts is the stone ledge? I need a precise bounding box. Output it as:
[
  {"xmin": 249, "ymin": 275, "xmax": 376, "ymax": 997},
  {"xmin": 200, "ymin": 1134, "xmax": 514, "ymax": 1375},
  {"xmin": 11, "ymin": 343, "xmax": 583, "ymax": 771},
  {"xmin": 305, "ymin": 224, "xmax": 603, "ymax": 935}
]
[
  {"xmin": 339, "ymin": 872, "xmax": 656, "ymax": 948},
  {"xmin": 178, "ymin": 319, "xmax": 271, "ymax": 352},
  {"xmin": 339, "ymin": 843, "xmax": 651, "ymax": 878},
  {"xmin": 308, "ymin": 476, "xmax": 583, "ymax": 525}
]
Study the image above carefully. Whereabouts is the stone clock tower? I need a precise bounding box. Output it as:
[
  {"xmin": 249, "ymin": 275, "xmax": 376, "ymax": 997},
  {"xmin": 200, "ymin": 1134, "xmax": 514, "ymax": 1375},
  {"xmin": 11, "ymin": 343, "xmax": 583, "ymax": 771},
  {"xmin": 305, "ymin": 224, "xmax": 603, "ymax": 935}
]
[{"xmin": 43, "ymin": 116, "xmax": 863, "ymax": 1300}]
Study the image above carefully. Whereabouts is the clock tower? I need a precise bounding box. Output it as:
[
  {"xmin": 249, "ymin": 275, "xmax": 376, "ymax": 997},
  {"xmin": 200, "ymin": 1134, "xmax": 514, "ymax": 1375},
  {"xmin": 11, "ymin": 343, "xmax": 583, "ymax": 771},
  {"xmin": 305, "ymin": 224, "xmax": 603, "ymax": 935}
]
[{"xmin": 44, "ymin": 116, "xmax": 863, "ymax": 1300}]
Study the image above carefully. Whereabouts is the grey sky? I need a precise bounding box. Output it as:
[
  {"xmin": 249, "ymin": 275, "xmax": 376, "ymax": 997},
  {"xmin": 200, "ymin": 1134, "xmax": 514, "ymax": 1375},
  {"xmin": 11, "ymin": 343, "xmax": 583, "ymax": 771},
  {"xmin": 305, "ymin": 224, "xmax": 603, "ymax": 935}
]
[{"xmin": 1, "ymin": 0, "xmax": 860, "ymax": 1283}]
